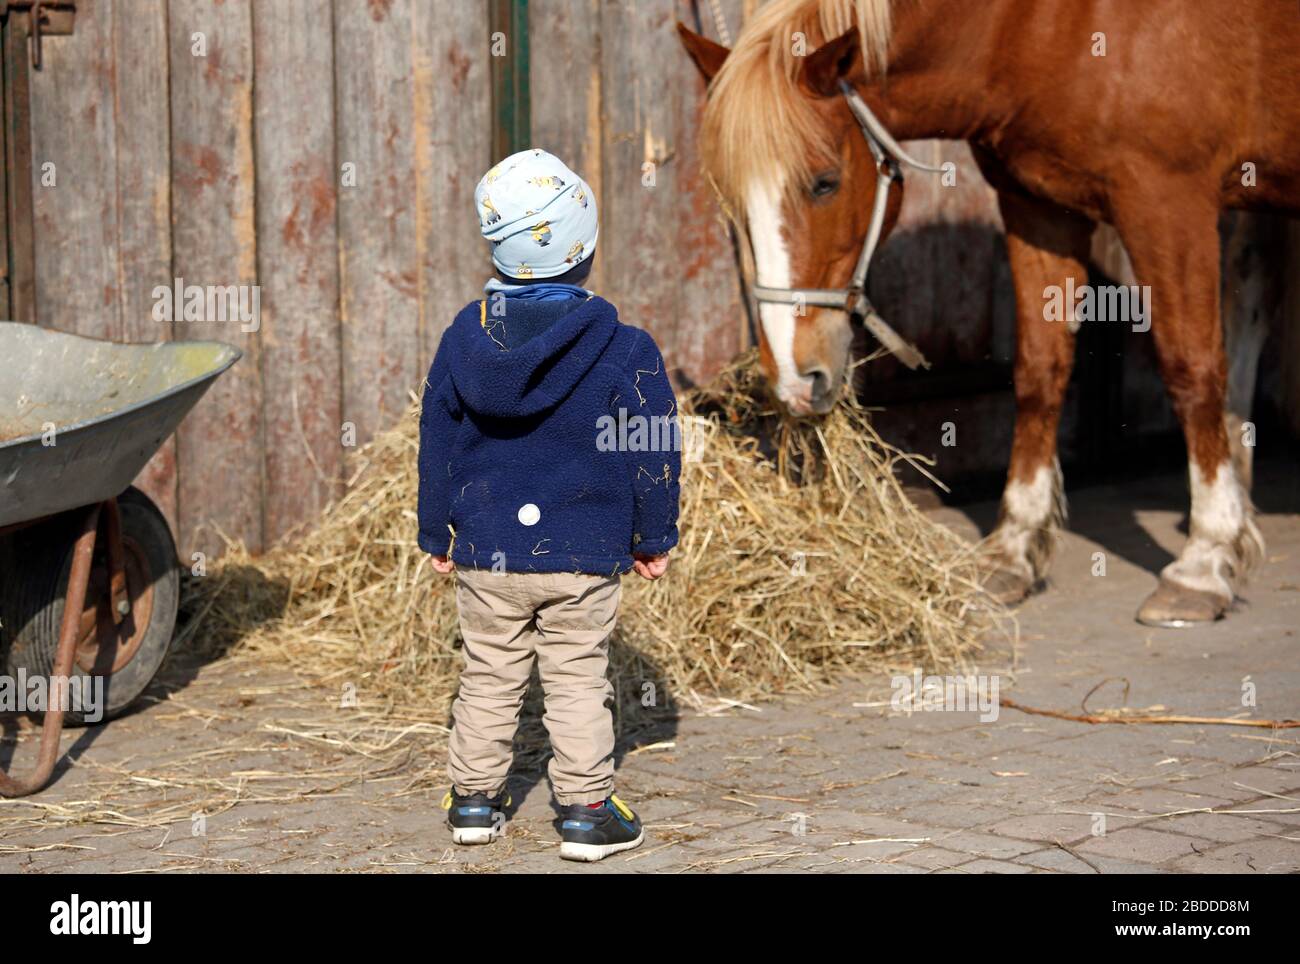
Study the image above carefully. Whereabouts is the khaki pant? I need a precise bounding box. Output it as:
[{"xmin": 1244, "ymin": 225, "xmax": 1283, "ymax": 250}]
[{"xmin": 448, "ymin": 569, "xmax": 621, "ymax": 806}]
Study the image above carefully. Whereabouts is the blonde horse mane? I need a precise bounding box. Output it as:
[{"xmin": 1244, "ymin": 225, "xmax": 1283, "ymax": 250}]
[{"xmin": 700, "ymin": 0, "xmax": 893, "ymax": 215}]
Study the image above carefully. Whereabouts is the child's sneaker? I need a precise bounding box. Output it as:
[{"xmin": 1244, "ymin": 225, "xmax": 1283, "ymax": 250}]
[
  {"xmin": 558, "ymin": 793, "xmax": 644, "ymax": 862},
  {"xmin": 442, "ymin": 788, "xmax": 509, "ymax": 845}
]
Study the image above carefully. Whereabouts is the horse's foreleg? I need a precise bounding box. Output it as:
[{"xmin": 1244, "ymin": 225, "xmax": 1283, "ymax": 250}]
[
  {"xmin": 1116, "ymin": 196, "xmax": 1264, "ymax": 626},
  {"xmin": 981, "ymin": 193, "xmax": 1092, "ymax": 603}
]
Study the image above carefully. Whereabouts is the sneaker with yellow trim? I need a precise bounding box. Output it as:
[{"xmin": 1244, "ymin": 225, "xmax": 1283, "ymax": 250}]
[
  {"xmin": 558, "ymin": 794, "xmax": 644, "ymax": 862},
  {"xmin": 442, "ymin": 788, "xmax": 510, "ymax": 845}
]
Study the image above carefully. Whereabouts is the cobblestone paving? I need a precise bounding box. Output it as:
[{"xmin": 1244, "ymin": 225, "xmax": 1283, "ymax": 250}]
[{"xmin": 2, "ymin": 466, "xmax": 1297, "ymax": 873}]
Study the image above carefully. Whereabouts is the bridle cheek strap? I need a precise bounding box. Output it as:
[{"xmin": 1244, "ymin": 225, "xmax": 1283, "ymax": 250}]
[{"xmin": 749, "ymin": 79, "xmax": 941, "ymax": 371}]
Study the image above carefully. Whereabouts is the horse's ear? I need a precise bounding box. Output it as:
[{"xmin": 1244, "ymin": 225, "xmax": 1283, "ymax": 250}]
[
  {"xmin": 676, "ymin": 22, "xmax": 730, "ymax": 82},
  {"xmin": 799, "ymin": 28, "xmax": 860, "ymax": 97}
]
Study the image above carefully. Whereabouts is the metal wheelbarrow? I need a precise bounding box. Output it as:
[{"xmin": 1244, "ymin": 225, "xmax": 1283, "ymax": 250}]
[{"xmin": 0, "ymin": 322, "xmax": 240, "ymax": 796}]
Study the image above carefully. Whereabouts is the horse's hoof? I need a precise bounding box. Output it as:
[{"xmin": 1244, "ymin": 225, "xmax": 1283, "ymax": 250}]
[
  {"xmin": 1135, "ymin": 579, "xmax": 1228, "ymax": 628},
  {"xmin": 980, "ymin": 565, "xmax": 1034, "ymax": 606}
]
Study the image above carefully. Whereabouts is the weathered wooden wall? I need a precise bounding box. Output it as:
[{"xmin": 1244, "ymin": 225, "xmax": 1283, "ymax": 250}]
[
  {"xmin": 530, "ymin": 0, "xmax": 750, "ymax": 383},
  {"xmin": 31, "ymin": 0, "xmax": 178, "ymax": 517},
  {"xmin": 23, "ymin": 0, "xmax": 1294, "ymax": 559},
  {"xmin": 28, "ymin": 0, "xmax": 490, "ymax": 558},
  {"xmin": 31, "ymin": 0, "xmax": 758, "ymax": 558}
]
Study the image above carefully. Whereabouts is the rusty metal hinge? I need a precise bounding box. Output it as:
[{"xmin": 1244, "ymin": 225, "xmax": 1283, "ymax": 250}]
[{"xmin": 1, "ymin": 1, "xmax": 76, "ymax": 70}]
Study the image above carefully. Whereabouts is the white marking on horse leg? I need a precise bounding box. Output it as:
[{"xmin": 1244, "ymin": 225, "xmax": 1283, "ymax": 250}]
[
  {"xmin": 745, "ymin": 179, "xmax": 812, "ymax": 413},
  {"xmin": 1161, "ymin": 461, "xmax": 1263, "ymax": 601},
  {"xmin": 986, "ymin": 460, "xmax": 1066, "ymax": 582},
  {"xmin": 1190, "ymin": 462, "xmax": 1245, "ymax": 541}
]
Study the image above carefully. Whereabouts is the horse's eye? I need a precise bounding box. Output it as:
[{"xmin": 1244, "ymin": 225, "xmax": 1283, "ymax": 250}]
[{"xmin": 809, "ymin": 172, "xmax": 840, "ymax": 198}]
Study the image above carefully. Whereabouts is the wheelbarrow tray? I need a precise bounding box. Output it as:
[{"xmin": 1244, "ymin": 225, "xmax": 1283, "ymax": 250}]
[{"xmin": 0, "ymin": 322, "xmax": 240, "ymax": 528}]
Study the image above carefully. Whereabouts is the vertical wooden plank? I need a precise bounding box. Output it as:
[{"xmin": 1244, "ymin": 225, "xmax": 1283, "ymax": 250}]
[
  {"xmin": 28, "ymin": 0, "xmax": 120, "ymax": 337},
  {"xmin": 488, "ymin": 0, "xmax": 529, "ymax": 163},
  {"xmin": 334, "ymin": 0, "xmax": 420, "ymax": 445},
  {"xmin": 598, "ymin": 0, "xmax": 682, "ymax": 350},
  {"xmin": 671, "ymin": 0, "xmax": 745, "ymax": 383},
  {"xmin": 528, "ymin": 0, "xmax": 599, "ymax": 186},
  {"xmin": 169, "ymin": 0, "xmax": 263, "ymax": 558},
  {"xmin": 3, "ymin": 13, "xmax": 37, "ymax": 322},
  {"xmin": 0, "ymin": 22, "xmax": 12, "ymax": 319},
  {"xmin": 528, "ymin": 0, "xmax": 603, "ymax": 291},
  {"xmin": 413, "ymin": 0, "xmax": 492, "ymax": 355},
  {"xmin": 252, "ymin": 0, "xmax": 342, "ymax": 542},
  {"xmin": 114, "ymin": 0, "xmax": 178, "ymax": 529},
  {"xmin": 29, "ymin": 0, "xmax": 177, "ymax": 527}
]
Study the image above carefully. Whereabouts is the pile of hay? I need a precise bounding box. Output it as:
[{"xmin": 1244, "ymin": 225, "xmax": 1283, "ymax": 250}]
[{"xmin": 184, "ymin": 352, "xmax": 1002, "ymax": 727}]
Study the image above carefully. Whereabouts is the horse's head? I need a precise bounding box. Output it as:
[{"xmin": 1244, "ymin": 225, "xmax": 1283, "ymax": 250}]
[{"xmin": 680, "ymin": 23, "xmax": 901, "ymax": 416}]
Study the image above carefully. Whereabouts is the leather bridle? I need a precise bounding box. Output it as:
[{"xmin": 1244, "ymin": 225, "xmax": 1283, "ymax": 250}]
[{"xmin": 748, "ymin": 80, "xmax": 947, "ymax": 370}]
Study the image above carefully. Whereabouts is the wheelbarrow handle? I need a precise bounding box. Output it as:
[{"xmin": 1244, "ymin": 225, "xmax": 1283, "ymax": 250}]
[{"xmin": 0, "ymin": 501, "xmax": 102, "ymax": 797}]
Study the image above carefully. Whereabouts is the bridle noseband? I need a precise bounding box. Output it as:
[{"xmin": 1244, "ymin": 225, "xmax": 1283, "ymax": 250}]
[{"xmin": 749, "ymin": 80, "xmax": 947, "ymax": 371}]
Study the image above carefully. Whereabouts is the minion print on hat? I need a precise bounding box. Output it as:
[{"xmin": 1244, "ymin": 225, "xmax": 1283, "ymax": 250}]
[{"xmin": 474, "ymin": 149, "xmax": 598, "ymax": 280}]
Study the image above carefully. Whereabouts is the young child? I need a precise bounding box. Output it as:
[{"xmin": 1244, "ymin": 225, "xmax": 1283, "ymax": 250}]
[{"xmin": 417, "ymin": 149, "xmax": 681, "ymax": 862}]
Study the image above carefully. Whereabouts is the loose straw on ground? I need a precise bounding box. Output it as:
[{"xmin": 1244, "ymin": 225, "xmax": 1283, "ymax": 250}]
[
  {"xmin": 1001, "ymin": 699, "xmax": 1300, "ymax": 729},
  {"xmin": 1001, "ymin": 677, "xmax": 1299, "ymax": 728},
  {"xmin": 183, "ymin": 350, "xmax": 1010, "ymax": 738}
]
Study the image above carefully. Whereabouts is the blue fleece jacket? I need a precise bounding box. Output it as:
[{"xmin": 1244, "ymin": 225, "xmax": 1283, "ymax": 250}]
[{"xmin": 417, "ymin": 295, "xmax": 681, "ymax": 575}]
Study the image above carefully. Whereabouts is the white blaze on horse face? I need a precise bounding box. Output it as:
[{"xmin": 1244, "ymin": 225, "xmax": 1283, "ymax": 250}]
[{"xmin": 745, "ymin": 178, "xmax": 813, "ymax": 414}]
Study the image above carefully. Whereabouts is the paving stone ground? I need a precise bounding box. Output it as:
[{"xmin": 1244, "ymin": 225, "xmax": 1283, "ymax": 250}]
[{"xmin": 2, "ymin": 462, "xmax": 1297, "ymax": 874}]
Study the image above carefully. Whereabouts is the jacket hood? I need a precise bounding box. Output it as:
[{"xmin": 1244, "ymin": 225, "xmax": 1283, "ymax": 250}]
[{"xmin": 448, "ymin": 296, "xmax": 619, "ymax": 418}]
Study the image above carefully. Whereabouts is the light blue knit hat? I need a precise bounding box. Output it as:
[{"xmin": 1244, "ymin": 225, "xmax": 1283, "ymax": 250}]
[{"xmin": 475, "ymin": 149, "xmax": 598, "ymax": 280}]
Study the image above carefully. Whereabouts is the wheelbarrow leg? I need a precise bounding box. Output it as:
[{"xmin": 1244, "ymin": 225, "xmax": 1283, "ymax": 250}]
[
  {"xmin": 0, "ymin": 501, "xmax": 102, "ymax": 797},
  {"xmin": 103, "ymin": 495, "xmax": 131, "ymax": 626}
]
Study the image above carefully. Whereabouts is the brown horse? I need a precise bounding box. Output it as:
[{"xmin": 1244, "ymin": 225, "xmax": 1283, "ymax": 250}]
[{"xmin": 678, "ymin": 0, "xmax": 1299, "ymax": 627}]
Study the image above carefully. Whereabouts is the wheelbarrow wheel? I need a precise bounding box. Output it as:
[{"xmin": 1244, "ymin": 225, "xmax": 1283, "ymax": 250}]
[{"xmin": 0, "ymin": 487, "xmax": 180, "ymax": 725}]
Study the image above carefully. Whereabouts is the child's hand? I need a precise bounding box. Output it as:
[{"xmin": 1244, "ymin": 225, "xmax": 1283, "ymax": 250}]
[
  {"xmin": 632, "ymin": 552, "xmax": 670, "ymax": 580},
  {"xmin": 430, "ymin": 554, "xmax": 455, "ymax": 574}
]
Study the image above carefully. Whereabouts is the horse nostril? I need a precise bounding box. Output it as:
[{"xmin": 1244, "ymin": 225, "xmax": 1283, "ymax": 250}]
[{"xmin": 802, "ymin": 367, "xmax": 831, "ymax": 400}]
